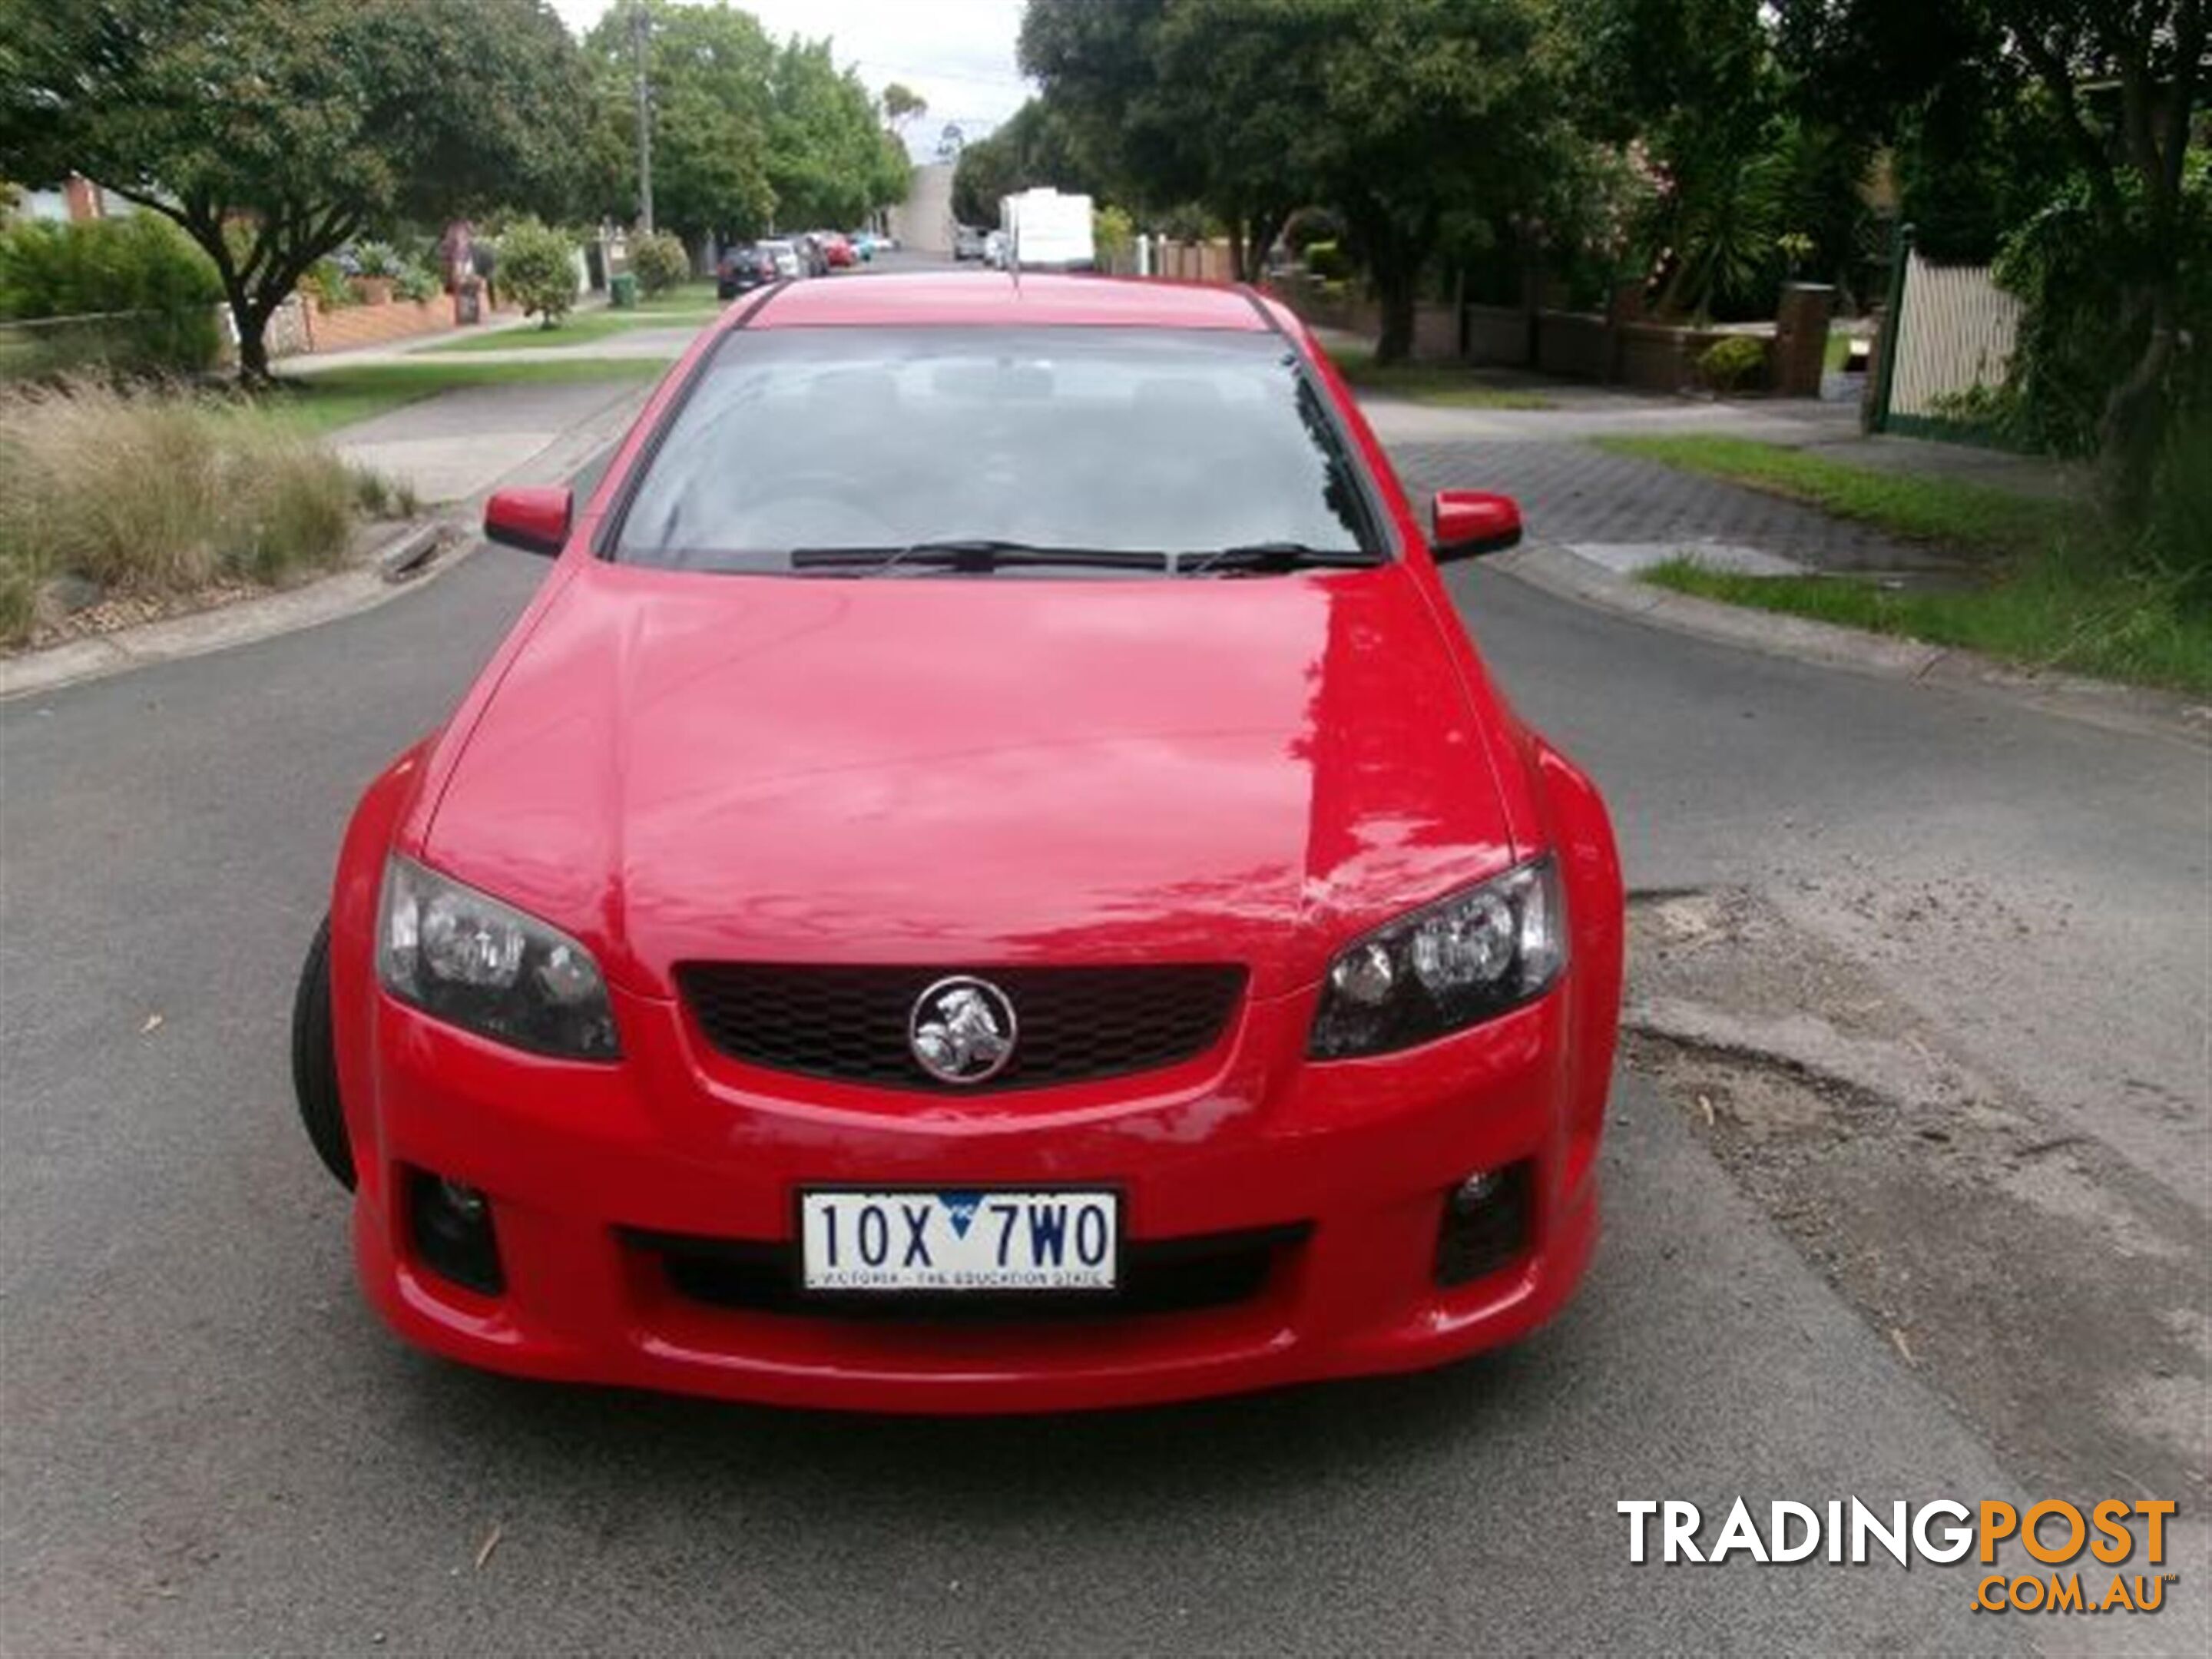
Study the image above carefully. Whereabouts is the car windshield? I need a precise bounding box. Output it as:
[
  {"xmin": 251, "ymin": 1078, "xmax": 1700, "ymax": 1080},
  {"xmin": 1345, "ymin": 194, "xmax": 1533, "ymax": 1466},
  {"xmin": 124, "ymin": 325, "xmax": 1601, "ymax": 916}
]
[{"xmin": 612, "ymin": 326, "xmax": 1382, "ymax": 572}]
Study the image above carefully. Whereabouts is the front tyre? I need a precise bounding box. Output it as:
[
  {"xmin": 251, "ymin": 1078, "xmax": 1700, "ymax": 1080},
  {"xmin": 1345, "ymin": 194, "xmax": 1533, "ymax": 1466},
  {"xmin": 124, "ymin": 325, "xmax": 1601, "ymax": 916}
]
[{"xmin": 290, "ymin": 916, "xmax": 356, "ymax": 1190}]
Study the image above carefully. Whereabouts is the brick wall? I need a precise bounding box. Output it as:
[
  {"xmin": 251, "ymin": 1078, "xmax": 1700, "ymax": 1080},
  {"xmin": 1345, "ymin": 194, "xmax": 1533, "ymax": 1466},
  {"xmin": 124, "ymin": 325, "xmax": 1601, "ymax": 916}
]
[
  {"xmin": 303, "ymin": 296, "xmax": 457, "ymax": 353},
  {"xmin": 300, "ymin": 294, "xmax": 521, "ymax": 354}
]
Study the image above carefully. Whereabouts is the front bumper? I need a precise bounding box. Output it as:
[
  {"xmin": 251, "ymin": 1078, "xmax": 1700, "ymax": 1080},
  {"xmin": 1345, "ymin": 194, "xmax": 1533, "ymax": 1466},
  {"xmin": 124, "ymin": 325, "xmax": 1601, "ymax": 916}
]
[{"xmin": 347, "ymin": 979, "xmax": 1601, "ymax": 1412}]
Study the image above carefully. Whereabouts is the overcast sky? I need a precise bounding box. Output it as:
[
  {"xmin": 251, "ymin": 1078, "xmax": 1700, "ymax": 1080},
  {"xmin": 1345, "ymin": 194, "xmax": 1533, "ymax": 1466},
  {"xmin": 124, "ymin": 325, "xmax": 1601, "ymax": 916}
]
[{"xmin": 548, "ymin": 0, "xmax": 1033, "ymax": 154}]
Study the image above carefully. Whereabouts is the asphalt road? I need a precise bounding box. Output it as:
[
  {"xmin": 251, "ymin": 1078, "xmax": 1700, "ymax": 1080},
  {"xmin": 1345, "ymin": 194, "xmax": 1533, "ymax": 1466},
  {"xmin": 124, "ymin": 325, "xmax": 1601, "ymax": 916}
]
[{"xmin": 0, "ymin": 484, "xmax": 2197, "ymax": 1651}]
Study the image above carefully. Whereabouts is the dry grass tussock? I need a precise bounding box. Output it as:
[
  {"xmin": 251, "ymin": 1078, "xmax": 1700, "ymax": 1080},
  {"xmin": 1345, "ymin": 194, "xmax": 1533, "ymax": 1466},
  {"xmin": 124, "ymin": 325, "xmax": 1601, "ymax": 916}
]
[{"xmin": 0, "ymin": 377, "xmax": 386, "ymax": 645}]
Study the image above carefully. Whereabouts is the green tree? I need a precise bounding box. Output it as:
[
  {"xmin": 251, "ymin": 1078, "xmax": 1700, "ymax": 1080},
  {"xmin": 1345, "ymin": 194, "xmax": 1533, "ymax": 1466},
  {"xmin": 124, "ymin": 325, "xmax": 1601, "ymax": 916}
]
[
  {"xmin": 583, "ymin": 2, "xmax": 777, "ymax": 252},
  {"xmin": 1306, "ymin": 0, "xmax": 1574, "ymax": 360},
  {"xmin": 768, "ymin": 38, "xmax": 909, "ymax": 229},
  {"xmin": 498, "ymin": 218, "xmax": 578, "ymax": 326},
  {"xmin": 1775, "ymin": 0, "xmax": 2208, "ymax": 508},
  {"xmin": 950, "ymin": 100, "xmax": 1096, "ymax": 226},
  {"xmin": 1563, "ymin": 0, "xmax": 1811, "ymax": 316},
  {"xmin": 1021, "ymin": 0, "xmax": 1574, "ymax": 358},
  {"xmin": 882, "ymin": 81, "xmax": 929, "ymax": 134},
  {"xmin": 0, "ymin": 0, "xmax": 588, "ymax": 382},
  {"xmin": 1020, "ymin": 0, "xmax": 1310, "ymax": 280}
]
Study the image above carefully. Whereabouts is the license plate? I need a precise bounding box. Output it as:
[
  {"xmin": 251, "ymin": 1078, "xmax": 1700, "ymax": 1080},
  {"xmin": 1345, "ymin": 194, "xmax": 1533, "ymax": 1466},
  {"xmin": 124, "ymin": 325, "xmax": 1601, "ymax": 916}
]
[{"xmin": 800, "ymin": 1190, "xmax": 1118, "ymax": 1292}]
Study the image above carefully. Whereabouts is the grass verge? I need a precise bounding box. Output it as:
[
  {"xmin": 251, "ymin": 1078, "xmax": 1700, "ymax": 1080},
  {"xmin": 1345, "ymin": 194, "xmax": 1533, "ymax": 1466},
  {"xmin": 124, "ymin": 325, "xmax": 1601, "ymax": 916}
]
[
  {"xmin": 1611, "ymin": 435, "xmax": 2208, "ymax": 694},
  {"xmin": 1593, "ymin": 434, "xmax": 2087, "ymax": 557},
  {"xmin": 1643, "ymin": 556, "xmax": 2212, "ymax": 695},
  {"xmin": 247, "ymin": 356, "xmax": 664, "ymax": 435},
  {"xmin": 631, "ymin": 282, "xmax": 723, "ymax": 315},
  {"xmin": 0, "ymin": 379, "xmax": 397, "ymax": 645},
  {"xmin": 1326, "ymin": 345, "xmax": 1553, "ymax": 410},
  {"xmin": 425, "ymin": 310, "xmax": 708, "ymax": 353}
]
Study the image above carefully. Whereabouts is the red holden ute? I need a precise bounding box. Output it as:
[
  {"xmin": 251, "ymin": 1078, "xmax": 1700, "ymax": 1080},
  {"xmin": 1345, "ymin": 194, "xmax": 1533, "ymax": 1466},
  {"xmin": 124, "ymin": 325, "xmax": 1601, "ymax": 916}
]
[{"xmin": 291, "ymin": 273, "xmax": 1623, "ymax": 1412}]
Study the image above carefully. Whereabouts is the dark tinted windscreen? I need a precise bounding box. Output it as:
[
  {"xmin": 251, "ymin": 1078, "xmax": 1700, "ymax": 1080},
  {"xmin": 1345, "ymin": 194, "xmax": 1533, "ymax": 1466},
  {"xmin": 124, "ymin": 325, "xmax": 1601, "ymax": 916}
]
[{"xmin": 613, "ymin": 326, "xmax": 1377, "ymax": 568}]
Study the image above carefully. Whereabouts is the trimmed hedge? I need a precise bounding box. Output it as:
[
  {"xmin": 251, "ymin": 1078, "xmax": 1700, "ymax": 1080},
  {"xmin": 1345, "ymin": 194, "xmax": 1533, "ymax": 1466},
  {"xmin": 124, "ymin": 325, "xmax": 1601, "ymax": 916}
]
[{"xmin": 0, "ymin": 214, "xmax": 224, "ymax": 377}]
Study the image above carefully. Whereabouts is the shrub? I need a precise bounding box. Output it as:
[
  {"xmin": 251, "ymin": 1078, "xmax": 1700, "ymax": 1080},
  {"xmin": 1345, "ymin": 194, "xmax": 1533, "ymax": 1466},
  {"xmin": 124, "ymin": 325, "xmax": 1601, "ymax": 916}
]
[
  {"xmin": 0, "ymin": 379, "xmax": 359, "ymax": 644},
  {"xmin": 393, "ymin": 263, "xmax": 442, "ymax": 305},
  {"xmin": 498, "ymin": 219, "xmax": 578, "ymax": 326},
  {"xmin": 1304, "ymin": 239, "xmax": 1352, "ymax": 282},
  {"xmin": 349, "ymin": 465, "xmax": 419, "ymax": 520},
  {"xmin": 0, "ymin": 215, "xmax": 222, "ymax": 376},
  {"xmin": 1698, "ymin": 334, "xmax": 1768, "ymax": 393},
  {"xmin": 2139, "ymin": 409, "xmax": 2212, "ymax": 605},
  {"xmin": 303, "ymin": 258, "xmax": 355, "ymax": 311},
  {"xmin": 1283, "ymin": 207, "xmax": 1346, "ymax": 257},
  {"xmin": 1156, "ymin": 203, "xmax": 1215, "ymax": 243},
  {"xmin": 629, "ymin": 232, "xmax": 690, "ymax": 296},
  {"xmin": 1926, "ymin": 382, "xmax": 2014, "ymax": 425},
  {"xmin": 351, "ymin": 240, "xmax": 404, "ymax": 280},
  {"xmin": 0, "ymin": 214, "xmax": 220, "ymax": 319},
  {"xmin": 1092, "ymin": 204, "xmax": 1134, "ymax": 272}
]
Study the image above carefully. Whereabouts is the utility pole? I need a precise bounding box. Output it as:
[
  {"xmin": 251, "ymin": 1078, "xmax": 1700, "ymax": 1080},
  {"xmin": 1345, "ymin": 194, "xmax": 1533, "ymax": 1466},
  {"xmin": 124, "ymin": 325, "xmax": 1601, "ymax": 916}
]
[{"xmin": 631, "ymin": 2, "xmax": 654, "ymax": 233}]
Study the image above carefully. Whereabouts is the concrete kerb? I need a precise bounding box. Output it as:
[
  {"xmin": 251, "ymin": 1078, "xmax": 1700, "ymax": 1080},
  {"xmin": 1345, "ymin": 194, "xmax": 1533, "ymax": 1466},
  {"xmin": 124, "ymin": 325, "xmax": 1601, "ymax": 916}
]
[
  {"xmin": 1493, "ymin": 540, "xmax": 2212, "ymax": 748},
  {"xmin": 0, "ymin": 379, "xmax": 654, "ymax": 703}
]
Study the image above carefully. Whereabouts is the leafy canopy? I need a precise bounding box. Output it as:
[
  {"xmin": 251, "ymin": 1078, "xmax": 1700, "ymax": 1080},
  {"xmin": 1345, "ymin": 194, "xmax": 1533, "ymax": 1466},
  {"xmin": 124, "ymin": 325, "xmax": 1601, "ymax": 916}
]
[
  {"xmin": 582, "ymin": 0, "xmax": 777, "ymax": 243},
  {"xmin": 0, "ymin": 0, "xmax": 588, "ymax": 375},
  {"xmin": 581, "ymin": 5, "xmax": 909, "ymax": 243}
]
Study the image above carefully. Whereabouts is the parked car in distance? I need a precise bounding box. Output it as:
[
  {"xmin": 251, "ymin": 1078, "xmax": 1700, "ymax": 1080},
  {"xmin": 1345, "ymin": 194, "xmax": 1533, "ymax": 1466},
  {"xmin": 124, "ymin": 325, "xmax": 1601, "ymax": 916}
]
[
  {"xmin": 847, "ymin": 230, "xmax": 877, "ymax": 261},
  {"xmin": 952, "ymin": 224, "xmax": 985, "ymax": 260},
  {"xmin": 715, "ymin": 244, "xmax": 777, "ymax": 300},
  {"xmin": 793, "ymin": 233, "xmax": 830, "ymax": 278},
  {"xmin": 758, "ymin": 239, "xmax": 801, "ymax": 280},
  {"xmin": 983, "ymin": 230, "xmax": 1010, "ymax": 270},
  {"xmin": 817, "ymin": 232, "xmax": 856, "ymax": 269},
  {"xmin": 293, "ymin": 272, "xmax": 1625, "ymax": 1414}
]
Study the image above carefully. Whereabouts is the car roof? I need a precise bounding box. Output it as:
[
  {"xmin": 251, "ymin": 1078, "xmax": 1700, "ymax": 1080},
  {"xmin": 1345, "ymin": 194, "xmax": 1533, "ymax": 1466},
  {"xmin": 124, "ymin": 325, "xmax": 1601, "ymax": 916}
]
[{"xmin": 744, "ymin": 273, "xmax": 1273, "ymax": 331}]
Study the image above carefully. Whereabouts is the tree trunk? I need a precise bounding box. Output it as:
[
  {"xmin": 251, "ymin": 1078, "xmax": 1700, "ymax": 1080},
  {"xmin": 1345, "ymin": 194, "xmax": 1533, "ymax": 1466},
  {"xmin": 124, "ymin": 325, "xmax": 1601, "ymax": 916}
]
[
  {"xmin": 1225, "ymin": 217, "xmax": 1247, "ymax": 288},
  {"xmin": 1243, "ymin": 207, "xmax": 1286, "ymax": 284},
  {"xmin": 2094, "ymin": 284, "xmax": 2178, "ymax": 518},
  {"xmin": 228, "ymin": 289, "xmax": 272, "ymax": 386},
  {"xmin": 1373, "ymin": 259, "xmax": 1416, "ymax": 364}
]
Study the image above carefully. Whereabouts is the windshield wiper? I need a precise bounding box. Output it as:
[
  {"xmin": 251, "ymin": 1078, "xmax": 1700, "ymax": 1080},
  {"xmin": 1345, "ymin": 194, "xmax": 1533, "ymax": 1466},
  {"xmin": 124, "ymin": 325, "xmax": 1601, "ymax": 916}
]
[
  {"xmin": 789, "ymin": 538, "xmax": 1171, "ymax": 576},
  {"xmin": 1177, "ymin": 542, "xmax": 1385, "ymax": 576}
]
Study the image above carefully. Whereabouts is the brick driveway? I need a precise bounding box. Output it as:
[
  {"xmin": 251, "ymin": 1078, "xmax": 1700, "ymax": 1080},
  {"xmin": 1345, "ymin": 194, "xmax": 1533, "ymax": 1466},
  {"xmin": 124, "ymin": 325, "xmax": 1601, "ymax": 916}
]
[{"xmin": 1388, "ymin": 439, "xmax": 1978, "ymax": 575}]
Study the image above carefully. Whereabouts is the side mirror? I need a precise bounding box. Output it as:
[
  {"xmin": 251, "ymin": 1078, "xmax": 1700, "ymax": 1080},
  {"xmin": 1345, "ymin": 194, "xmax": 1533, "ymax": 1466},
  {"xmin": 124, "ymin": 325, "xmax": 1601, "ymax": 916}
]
[
  {"xmin": 1431, "ymin": 490, "xmax": 1522, "ymax": 561},
  {"xmin": 483, "ymin": 486, "xmax": 571, "ymax": 557}
]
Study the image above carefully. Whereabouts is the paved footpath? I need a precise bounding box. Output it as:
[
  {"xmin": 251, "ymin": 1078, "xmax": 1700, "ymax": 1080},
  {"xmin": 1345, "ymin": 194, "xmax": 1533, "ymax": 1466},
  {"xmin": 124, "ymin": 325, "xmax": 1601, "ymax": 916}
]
[
  {"xmin": 327, "ymin": 376, "xmax": 657, "ymax": 505},
  {"xmin": 283, "ymin": 299, "xmax": 707, "ymax": 504}
]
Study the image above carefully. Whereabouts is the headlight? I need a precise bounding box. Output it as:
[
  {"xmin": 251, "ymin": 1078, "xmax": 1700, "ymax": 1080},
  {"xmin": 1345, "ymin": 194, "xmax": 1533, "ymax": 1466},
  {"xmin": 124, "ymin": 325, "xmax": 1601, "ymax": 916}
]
[
  {"xmin": 1309, "ymin": 856, "xmax": 1565, "ymax": 1059},
  {"xmin": 376, "ymin": 856, "xmax": 620, "ymax": 1059}
]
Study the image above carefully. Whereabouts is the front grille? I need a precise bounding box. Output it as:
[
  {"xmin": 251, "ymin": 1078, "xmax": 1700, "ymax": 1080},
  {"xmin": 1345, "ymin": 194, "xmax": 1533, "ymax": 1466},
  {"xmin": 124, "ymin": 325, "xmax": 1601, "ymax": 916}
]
[
  {"xmin": 626, "ymin": 1222, "xmax": 1309, "ymax": 1322},
  {"xmin": 677, "ymin": 963, "xmax": 1247, "ymax": 1091}
]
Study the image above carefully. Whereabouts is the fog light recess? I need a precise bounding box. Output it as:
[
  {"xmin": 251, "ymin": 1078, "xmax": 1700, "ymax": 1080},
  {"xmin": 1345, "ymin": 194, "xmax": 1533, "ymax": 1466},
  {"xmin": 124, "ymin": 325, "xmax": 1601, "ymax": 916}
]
[
  {"xmin": 408, "ymin": 1169, "xmax": 504, "ymax": 1296},
  {"xmin": 1434, "ymin": 1161, "xmax": 1533, "ymax": 1287}
]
